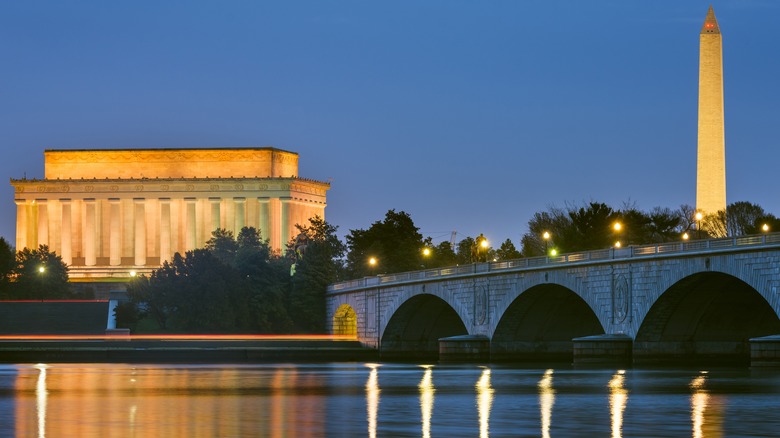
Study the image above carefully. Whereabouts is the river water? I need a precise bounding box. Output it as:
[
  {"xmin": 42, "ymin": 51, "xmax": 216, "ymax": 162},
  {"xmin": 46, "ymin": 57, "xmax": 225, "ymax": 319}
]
[{"xmin": 1, "ymin": 363, "xmax": 779, "ymax": 437}]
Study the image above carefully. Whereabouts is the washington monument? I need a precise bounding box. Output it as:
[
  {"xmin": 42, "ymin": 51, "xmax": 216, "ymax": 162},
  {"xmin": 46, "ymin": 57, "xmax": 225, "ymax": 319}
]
[{"xmin": 696, "ymin": 5, "xmax": 726, "ymax": 214}]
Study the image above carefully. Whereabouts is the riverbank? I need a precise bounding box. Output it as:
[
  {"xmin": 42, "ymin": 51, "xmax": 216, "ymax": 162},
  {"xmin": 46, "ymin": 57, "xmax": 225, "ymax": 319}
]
[{"xmin": 0, "ymin": 335, "xmax": 378, "ymax": 363}]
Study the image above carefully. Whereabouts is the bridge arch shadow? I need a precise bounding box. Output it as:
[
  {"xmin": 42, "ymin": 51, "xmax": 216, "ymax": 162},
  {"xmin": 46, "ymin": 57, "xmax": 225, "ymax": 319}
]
[
  {"xmin": 380, "ymin": 294, "xmax": 467, "ymax": 361},
  {"xmin": 492, "ymin": 284, "xmax": 604, "ymax": 362},
  {"xmin": 635, "ymin": 272, "xmax": 780, "ymax": 365},
  {"xmin": 332, "ymin": 304, "xmax": 357, "ymax": 337}
]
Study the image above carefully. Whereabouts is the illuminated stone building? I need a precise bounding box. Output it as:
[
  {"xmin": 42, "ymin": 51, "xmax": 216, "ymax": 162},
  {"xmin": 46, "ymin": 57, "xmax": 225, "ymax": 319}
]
[
  {"xmin": 10, "ymin": 148, "xmax": 329, "ymax": 281},
  {"xmin": 696, "ymin": 6, "xmax": 726, "ymax": 214}
]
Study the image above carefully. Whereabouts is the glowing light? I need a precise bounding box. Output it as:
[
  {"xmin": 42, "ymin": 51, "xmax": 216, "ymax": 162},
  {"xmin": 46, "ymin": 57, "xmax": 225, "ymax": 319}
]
[
  {"xmin": 366, "ymin": 364, "xmax": 381, "ymax": 438},
  {"xmin": 609, "ymin": 370, "xmax": 628, "ymax": 438},
  {"xmin": 615, "ymin": 241, "xmax": 622, "ymax": 248},
  {"xmin": 476, "ymin": 367, "xmax": 494, "ymax": 438},
  {"xmin": 35, "ymin": 364, "xmax": 48, "ymax": 438},
  {"xmin": 419, "ymin": 365, "xmax": 435, "ymax": 438},
  {"xmin": 613, "ymin": 222, "xmax": 622, "ymax": 232},
  {"xmin": 543, "ymin": 231, "xmax": 551, "ymax": 240},
  {"xmin": 538, "ymin": 369, "xmax": 555, "ymax": 438},
  {"xmin": 690, "ymin": 373, "xmax": 709, "ymax": 438},
  {"xmin": 38, "ymin": 266, "xmax": 45, "ymax": 273},
  {"xmin": 695, "ymin": 212, "xmax": 704, "ymax": 221},
  {"xmin": 763, "ymin": 224, "xmax": 770, "ymax": 232},
  {"xmin": 368, "ymin": 257, "xmax": 378, "ymax": 267},
  {"xmin": 130, "ymin": 270, "xmax": 137, "ymax": 277},
  {"xmin": 422, "ymin": 248, "xmax": 431, "ymax": 257},
  {"xmin": 683, "ymin": 233, "xmax": 689, "ymax": 240},
  {"xmin": 480, "ymin": 239, "xmax": 489, "ymax": 249},
  {"xmin": 550, "ymin": 249, "xmax": 557, "ymax": 256}
]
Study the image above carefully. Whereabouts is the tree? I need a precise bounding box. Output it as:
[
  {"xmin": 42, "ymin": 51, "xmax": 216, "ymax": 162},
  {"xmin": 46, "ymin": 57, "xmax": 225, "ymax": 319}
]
[
  {"xmin": 0, "ymin": 238, "xmax": 16, "ymax": 298},
  {"xmin": 289, "ymin": 216, "xmax": 345, "ymax": 332},
  {"xmin": 426, "ymin": 240, "xmax": 458, "ymax": 268},
  {"xmin": 206, "ymin": 228, "xmax": 239, "ymax": 265},
  {"xmin": 456, "ymin": 237, "xmax": 476, "ymax": 264},
  {"xmin": 346, "ymin": 210, "xmax": 424, "ymax": 277},
  {"xmin": 496, "ymin": 239, "xmax": 521, "ymax": 261},
  {"xmin": 726, "ymin": 201, "xmax": 766, "ymax": 236},
  {"xmin": 12, "ymin": 245, "xmax": 70, "ymax": 299}
]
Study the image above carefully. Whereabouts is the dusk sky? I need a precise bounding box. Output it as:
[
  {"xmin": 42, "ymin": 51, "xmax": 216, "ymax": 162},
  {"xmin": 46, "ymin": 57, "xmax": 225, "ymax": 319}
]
[{"xmin": 2, "ymin": 1, "xmax": 779, "ymax": 248}]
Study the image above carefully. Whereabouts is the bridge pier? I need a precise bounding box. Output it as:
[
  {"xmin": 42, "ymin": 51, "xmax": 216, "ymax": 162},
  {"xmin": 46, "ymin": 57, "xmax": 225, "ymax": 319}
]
[
  {"xmin": 572, "ymin": 334, "xmax": 632, "ymax": 365},
  {"xmin": 439, "ymin": 335, "xmax": 490, "ymax": 362},
  {"xmin": 750, "ymin": 335, "xmax": 780, "ymax": 367}
]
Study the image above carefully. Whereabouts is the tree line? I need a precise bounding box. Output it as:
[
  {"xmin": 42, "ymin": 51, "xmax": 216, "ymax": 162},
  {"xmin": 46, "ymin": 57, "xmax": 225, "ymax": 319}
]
[{"xmin": 1, "ymin": 200, "xmax": 778, "ymax": 333}]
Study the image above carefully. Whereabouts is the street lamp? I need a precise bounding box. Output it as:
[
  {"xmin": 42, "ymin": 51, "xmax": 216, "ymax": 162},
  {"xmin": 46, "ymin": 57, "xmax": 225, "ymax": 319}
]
[
  {"xmin": 421, "ymin": 247, "xmax": 431, "ymax": 269},
  {"xmin": 613, "ymin": 221, "xmax": 624, "ymax": 246},
  {"xmin": 682, "ymin": 232, "xmax": 689, "ymax": 241},
  {"xmin": 695, "ymin": 211, "xmax": 703, "ymax": 239},
  {"xmin": 368, "ymin": 257, "xmax": 378, "ymax": 275},
  {"xmin": 542, "ymin": 231, "xmax": 551, "ymax": 255},
  {"xmin": 37, "ymin": 265, "xmax": 45, "ymax": 301},
  {"xmin": 762, "ymin": 223, "xmax": 770, "ymax": 233},
  {"xmin": 475, "ymin": 234, "xmax": 488, "ymax": 262}
]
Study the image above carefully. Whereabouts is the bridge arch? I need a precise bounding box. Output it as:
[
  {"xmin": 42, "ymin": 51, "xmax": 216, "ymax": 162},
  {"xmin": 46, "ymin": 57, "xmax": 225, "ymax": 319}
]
[
  {"xmin": 635, "ymin": 271, "xmax": 780, "ymax": 364},
  {"xmin": 492, "ymin": 283, "xmax": 604, "ymax": 361},
  {"xmin": 380, "ymin": 293, "xmax": 468, "ymax": 360},
  {"xmin": 332, "ymin": 304, "xmax": 357, "ymax": 336}
]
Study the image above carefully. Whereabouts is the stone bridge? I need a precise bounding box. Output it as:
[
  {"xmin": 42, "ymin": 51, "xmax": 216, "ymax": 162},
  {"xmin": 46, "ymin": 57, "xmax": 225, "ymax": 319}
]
[{"xmin": 326, "ymin": 234, "xmax": 780, "ymax": 364}]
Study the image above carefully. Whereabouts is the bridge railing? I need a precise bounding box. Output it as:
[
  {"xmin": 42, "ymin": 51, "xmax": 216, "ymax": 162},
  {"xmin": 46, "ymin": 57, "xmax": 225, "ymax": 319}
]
[{"xmin": 327, "ymin": 232, "xmax": 780, "ymax": 293}]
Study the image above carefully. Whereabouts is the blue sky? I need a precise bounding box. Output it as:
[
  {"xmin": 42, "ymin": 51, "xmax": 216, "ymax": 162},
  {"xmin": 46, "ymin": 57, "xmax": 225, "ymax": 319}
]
[{"xmin": 1, "ymin": 1, "xmax": 779, "ymax": 247}]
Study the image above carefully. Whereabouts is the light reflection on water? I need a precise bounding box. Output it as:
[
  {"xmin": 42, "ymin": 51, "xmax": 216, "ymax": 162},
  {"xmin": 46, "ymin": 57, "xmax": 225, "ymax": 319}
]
[
  {"xmin": 417, "ymin": 365, "xmax": 434, "ymax": 438},
  {"xmin": 609, "ymin": 370, "xmax": 627, "ymax": 438},
  {"xmin": 475, "ymin": 367, "xmax": 493, "ymax": 438},
  {"xmin": 538, "ymin": 369, "xmax": 554, "ymax": 438},
  {"xmin": 2, "ymin": 363, "xmax": 780, "ymax": 437}
]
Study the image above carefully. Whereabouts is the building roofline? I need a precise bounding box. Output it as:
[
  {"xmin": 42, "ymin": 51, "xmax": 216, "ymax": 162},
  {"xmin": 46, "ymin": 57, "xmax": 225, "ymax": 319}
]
[{"xmin": 43, "ymin": 146, "xmax": 298, "ymax": 155}]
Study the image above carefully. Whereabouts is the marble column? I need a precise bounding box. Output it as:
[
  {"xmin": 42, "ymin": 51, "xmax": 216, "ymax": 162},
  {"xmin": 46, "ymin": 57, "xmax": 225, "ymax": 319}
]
[
  {"xmin": 108, "ymin": 199, "xmax": 121, "ymax": 266},
  {"xmin": 280, "ymin": 197, "xmax": 292, "ymax": 252},
  {"xmin": 60, "ymin": 199, "xmax": 72, "ymax": 265},
  {"xmin": 258, "ymin": 197, "xmax": 270, "ymax": 242},
  {"xmin": 159, "ymin": 198, "xmax": 171, "ymax": 263},
  {"xmin": 209, "ymin": 197, "xmax": 221, "ymax": 232},
  {"xmin": 234, "ymin": 197, "xmax": 246, "ymax": 233},
  {"xmin": 14, "ymin": 199, "xmax": 27, "ymax": 251},
  {"xmin": 84, "ymin": 198, "xmax": 97, "ymax": 266},
  {"xmin": 134, "ymin": 198, "xmax": 146, "ymax": 266},
  {"xmin": 36, "ymin": 199, "xmax": 49, "ymax": 248},
  {"xmin": 185, "ymin": 198, "xmax": 197, "ymax": 251}
]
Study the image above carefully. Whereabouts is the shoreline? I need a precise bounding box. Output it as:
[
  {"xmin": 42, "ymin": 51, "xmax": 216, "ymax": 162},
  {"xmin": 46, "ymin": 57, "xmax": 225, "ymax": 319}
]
[{"xmin": 0, "ymin": 337, "xmax": 379, "ymax": 363}]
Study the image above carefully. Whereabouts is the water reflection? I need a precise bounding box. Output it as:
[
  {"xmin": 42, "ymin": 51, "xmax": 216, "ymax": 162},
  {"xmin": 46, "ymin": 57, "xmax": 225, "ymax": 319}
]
[
  {"xmin": 418, "ymin": 365, "xmax": 435, "ymax": 438},
  {"xmin": 365, "ymin": 364, "xmax": 380, "ymax": 438},
  {"xmin": 538, "ymin": 369, "xmax": 555, "ymax": 438},
  {"xmin": 608, "ymin": 370, "xmax": 627, "ymax": 438},
  {"xmin": 690, "ymin": 372, "xmax": 708, "ymax": 438},
  {"xmin": 34, "ymin": 364, "xmax": 47, "ymax": 438},
  {"xmin": 476, "ymin": 367, "xmax": 494, "ymax": 438},
  {"xmin": 3, "ymin": 363, "xmax": 771, "ymax": 436}
]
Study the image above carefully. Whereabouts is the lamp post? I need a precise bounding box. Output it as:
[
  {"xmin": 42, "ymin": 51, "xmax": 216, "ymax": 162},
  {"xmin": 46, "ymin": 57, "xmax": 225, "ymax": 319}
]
[
  {"xmin": 682, "ymin": 232, "xmax": 690, "ymax": 241},
  {"xmin": 421, "ymin": 247, "xmax": 431, "ymax": 268},
  {"xmin": 37, "ymin": 265, "xmax": 45, "ymax": 301},
  {"xmin": 762, "ymin": 223, "xmax": 770, "ymax": 233},
  {"xmin": 695, "ymin": 212, "xmax": 703, "ymax": 239},
  {"xmin": 475, "ymin": 234, "xmax": 489, "ymax": 262},
  {"xmin": 542, "ymin": 231, "xmax": 551, "ymax": 255},
  {"xmin": 613, "ymin": 221, "xmax": 623, "ymax": 248}
]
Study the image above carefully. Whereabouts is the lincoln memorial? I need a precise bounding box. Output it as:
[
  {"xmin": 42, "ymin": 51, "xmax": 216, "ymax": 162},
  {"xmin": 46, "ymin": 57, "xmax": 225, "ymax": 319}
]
[{"xmin": 10, "ymin": 148, "xmax": 329, "ymax": 281}]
